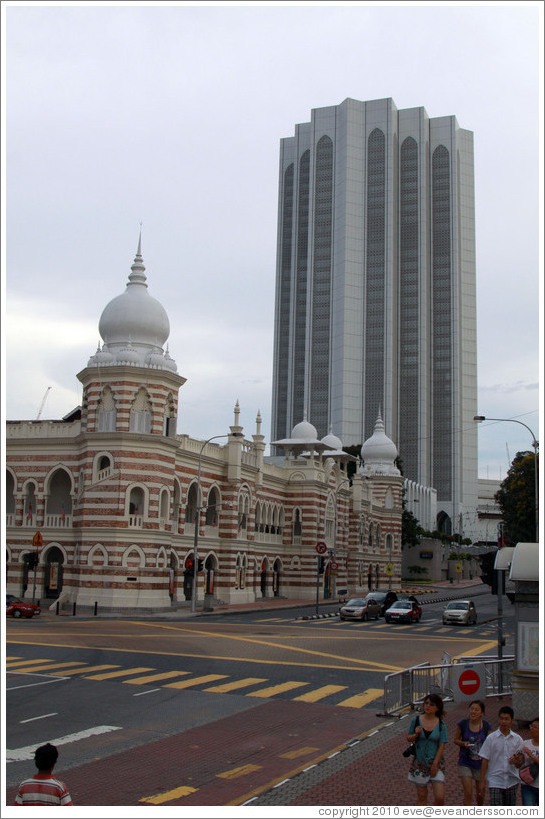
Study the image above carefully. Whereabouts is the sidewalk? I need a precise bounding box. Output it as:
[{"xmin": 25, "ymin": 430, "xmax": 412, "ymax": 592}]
[{"xmin": 248, "ymin": 693, "xmax": 530, "ymax": 807}]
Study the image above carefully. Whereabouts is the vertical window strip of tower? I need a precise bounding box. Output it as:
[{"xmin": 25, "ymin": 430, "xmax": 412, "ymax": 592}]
[
  {"xmin": 310, "ymin": 135, "xmax": 333, "ymax": 437},
  {"xmin": 399, "ymin": 136, "xmax": 419, "ymax": 481},
  {"xmin": 431, "ymin": 144, "xmax": 452, "ymax": 499},
  {"xmin": 274, "ymin": 163, "xmax": 294, "ymax": 440},
  {"xmin": 293, "ymin": 149, "xmax": 310, "ymax": 428},
  {"xmin": 365, "ymin": 128, "xmax": 386, "ymax": 441}
]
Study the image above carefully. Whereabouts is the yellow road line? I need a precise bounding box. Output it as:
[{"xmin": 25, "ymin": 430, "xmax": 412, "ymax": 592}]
[
  {"xmin": 163, "ymin": 674, "xmax": 228, "ymax": 689},
  {"xmin": 293, "ymin": 684, "xmax": 347, "ymax": 703},
  {"xmin": 204, "ymin": 677, "xmax": 268, "ymax": 693},
  {"xmin": 123, "ymin": 671, "xmax": 190, "ymax": 685},
  {"xmin": 247, "ymin": 681, "xmax": 308, "ymax": 698},
  {"xmin": 336, "ymin": 687, "xmax": 383, "ymax": 708},
  {"xmin": 6, "ymin": 658, "xmax": 54, "ymax": 667},
  {"xmin": 85, "ymin": 667, "xmax": 154, "ymax": 680},
  {"xmin": 48, "ymin": 665, "xmax": 120, "ymax": 676},
  {"xmin": 217, "ymin": 764, "xmax": 262, "ymax": 780},
  {"xmin": 279, "ymin": 746, "xmax": 320, "ymax": 759},
  {"xmin": 7, "ymin": 661, "xmax": 86, "ymax": 672},
  {"xmin": 455, "ymin": 640, "xmax": 498, "ymax": 657},
  {"xmin": 140, "ymin": 786, "xmax": 198, "ymax": 804}
]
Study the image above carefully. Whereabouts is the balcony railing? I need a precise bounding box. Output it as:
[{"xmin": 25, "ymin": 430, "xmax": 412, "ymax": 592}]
[
  {"xmin": 129, "ymin": 515, "xmax": 143, "ymax": 528},
  {"xmin": 45, "ymin": 514, "xmax": 72, "ymax": 527},
  {"xmin": 6, "ymin": 513, "xmax": 14, "ymax": 526}
]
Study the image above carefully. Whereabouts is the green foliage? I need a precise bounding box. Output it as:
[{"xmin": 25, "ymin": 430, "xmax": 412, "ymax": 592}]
[
  {"xmin": 343, "ymin": 445, "xmax": 361, "ymax": 481},
  {"xmin": 402, "ymin": 509, "xmax": 421, "ymax": 546},
  {"xmin": 495, "ymin": 450, "xmax": 538, "ymax": 546},
  {"xmin": 407, "ymin": 565, "xmax": 428, "ymax": 576}
]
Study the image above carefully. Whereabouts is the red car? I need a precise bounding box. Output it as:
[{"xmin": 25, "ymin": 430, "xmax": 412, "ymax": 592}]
[{"xmin": 6, "ymin": 594, "xmax": 41, "ymax": 618}]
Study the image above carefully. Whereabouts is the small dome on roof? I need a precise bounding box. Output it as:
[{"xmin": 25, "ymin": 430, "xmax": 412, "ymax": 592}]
[
  {"xmin": 321, "ymin": 428, "xmax": 343, "ymax": 450},
  {"xmin": 291, "ymin": 415, "xmax": 318, "ymax": 440},
  {"xmin": 360, "ymin": 411, "xmax": 400, "ymax": 476}
]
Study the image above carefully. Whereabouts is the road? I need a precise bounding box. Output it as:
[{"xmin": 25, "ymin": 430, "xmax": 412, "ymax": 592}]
[{"xmin": 5, "ymin": 590, "xmax": 513, "ymax": 806}]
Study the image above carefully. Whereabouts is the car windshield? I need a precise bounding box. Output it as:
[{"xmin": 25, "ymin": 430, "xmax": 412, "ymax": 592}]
[
  {"xmin": 345, "ymin": 599, "xmax": 366, "ymax": 607},
  {"xmin": 390, "ymin": 601, "xmax": 411, "ymax": 609},
  {"xmin": 366, "ymin": 593, "xmax": 385, "ymax": 602},
  {"xmin": 447, "ymin": 602, "xmax": 468, "ymax": 610}
]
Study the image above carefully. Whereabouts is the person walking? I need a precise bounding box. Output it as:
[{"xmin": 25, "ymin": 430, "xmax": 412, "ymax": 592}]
[
  {"xmin": 14, "ymin": 743, "xmax": 73, "ymax": 806},
  {"xmin": 454, "ymin": 699, "xmax": 492, "ymax": 805},
  {"xmin": 405, "ymin": 693, "xmax": 448, "ymax": 806},
  {"xmin": 479, "ymin": 705, "xmax": 524, "ymax": 806},
  {"xmin": 518, "ymin": 716, "xmax": 539, "ymax": 806}
]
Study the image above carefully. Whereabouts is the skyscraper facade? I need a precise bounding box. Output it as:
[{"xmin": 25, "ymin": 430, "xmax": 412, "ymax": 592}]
[{"xmin": 271, "ymin": 97, "xmax": 478, "ymax": 536}]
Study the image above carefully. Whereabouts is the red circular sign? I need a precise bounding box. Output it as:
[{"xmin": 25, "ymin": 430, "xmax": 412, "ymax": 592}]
[
  {"xmin": 330, "ymin": 561, "xmax": 339, "ymax": 571},
  {"xmin": 316, "ymin": 542, "xmax": 327, "ymax": 554},
  {"xmin": 458, "ymin": 668, "xmax": 481, "ymax": 696}
]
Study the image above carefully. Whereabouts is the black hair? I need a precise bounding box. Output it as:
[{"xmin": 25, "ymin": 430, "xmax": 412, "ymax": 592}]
[
  {"xmin": 424, "ymin": 693, "xmax": 444, "ymax": 719},
  {"xmin": 469, "ymin": 699, "xmax": 485, "ymax": 713},
  {"xmin": 498, "ymin": 706, "xmax": 515, "ymax": 719},
  {"xmin": 34, "ymin": 743, "xmax": 58, "ymax": 772}
]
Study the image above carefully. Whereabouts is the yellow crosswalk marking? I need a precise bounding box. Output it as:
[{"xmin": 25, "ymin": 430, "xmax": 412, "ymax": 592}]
[
  {"xmin": 7, "ymin": 661, "xmax": 86, "ymax": 673},
  {"xmin": 140, "ymin": 786, "xmax": 198, "ymax": 804},
  {"xmin": 204, "ymin": 677, "xmax": 268, "ymax": 693},
  {"xmin": 336, "ymin": 688, "xmax": 383, "ymax": 708},
  {"xmin": 85, "ymin": 667, "xmax": 154, "ymax": 680},
  {"xmin": 246, "ymin": 681, "xmax": 308, "ymax": 698},
  {"xmin": 279, "ymin": 746, "xmax": 320, "ymax": 759},
  {"xmin": 48, "ymin": 665, "xmax": 120, "ymax": 676},
  {"xmin": 124, "ymin": 671, "xmax": 190, "ymax": 685},
  {"xmin": 217, "ymin": 764, "xmax": 262, "ymax": 779},
  {"xmin": 293, "ymin": 684, "xmax": 347, "ymax": 703},
  {"xmin": 163, "ymin": 674, "xmax": 228, "ymax": 689}
]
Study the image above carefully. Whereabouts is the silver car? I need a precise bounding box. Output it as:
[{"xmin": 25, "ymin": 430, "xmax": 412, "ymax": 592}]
[
  {"xmin": 442, "ymin": 599, "xmax": 477, "ymax": 625},
  {"xmin": 339, "ymin": 597, "xmax": 382, "ymax": 621}
]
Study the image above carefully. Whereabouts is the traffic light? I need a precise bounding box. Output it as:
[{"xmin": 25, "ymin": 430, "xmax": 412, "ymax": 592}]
[
  {"xmin": 318, "ymin": 557, "xmax": 325, "ymax": 574},
  {"xmin": 197, "ymin": 559, "xmax": 204, "ymax": 572},
  {"xmin": 185, "ymin": 557, "xmax": 194, "ymax": 576},
  {"xmin": 26, "ymin": 552, "xmax": 38, "ymax": 570}
]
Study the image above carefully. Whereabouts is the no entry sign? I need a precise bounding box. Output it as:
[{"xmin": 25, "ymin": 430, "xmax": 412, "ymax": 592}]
[{"xmin": 453, "ymin": 664, "xmax": 485, "ymax": 701}]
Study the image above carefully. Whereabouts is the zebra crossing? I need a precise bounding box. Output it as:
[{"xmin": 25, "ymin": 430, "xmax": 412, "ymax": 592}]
[{"xmin": 6, "ymin": 656, "xmax": 383, "ymax": 709}]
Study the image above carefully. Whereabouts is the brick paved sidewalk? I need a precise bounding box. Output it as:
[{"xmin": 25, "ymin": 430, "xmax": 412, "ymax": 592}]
[{"xmin": 248, "ymin": 694, "xmax": 530, "ymax": 807}]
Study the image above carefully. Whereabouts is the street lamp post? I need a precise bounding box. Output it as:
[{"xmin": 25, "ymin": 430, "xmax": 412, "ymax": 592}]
[
  {"xmin": 474, "ymin": 415, "xmax": 539, "ymax": 542},
  {"xmin": 191, "ymin": 432, "xmax": 242, "ymax": 614},
  {"xmin": 333, "ymin": 478, "xmax": 351, "ymax": 597}
]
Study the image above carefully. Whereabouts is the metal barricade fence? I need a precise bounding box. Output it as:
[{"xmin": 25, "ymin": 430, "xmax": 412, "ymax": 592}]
[{"xmin": 381, "ymin": 656, "xmax": 514, "ymax": 716}]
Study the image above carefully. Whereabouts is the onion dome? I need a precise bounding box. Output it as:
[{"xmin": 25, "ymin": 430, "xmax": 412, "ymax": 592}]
[
  {"xmin": 360, "ymin": 410, "xmax": 400, "ymax": 476},
  {"xmin": 87, "ymin": 342, "xmax": 114, "ymax": 367},
  {"xmin": 92, "ymin": 234, "xmax": 176, "ymax": 370},
  {"xmin": 291, "ymin": 415, "xmax": 318, "ymax": 441},
  {"xmin": 321, "ymin": 428, "xmax": 343, "ymax": 451}
]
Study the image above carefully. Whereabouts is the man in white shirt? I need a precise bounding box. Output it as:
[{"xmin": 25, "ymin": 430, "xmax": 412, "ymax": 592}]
[{"xmin": 479, "ymin": 705, "xmax": 524, "ymax": 805}]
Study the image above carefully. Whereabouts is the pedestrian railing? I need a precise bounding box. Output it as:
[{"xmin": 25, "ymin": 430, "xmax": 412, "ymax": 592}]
[{"xmin": 380, "ymin": 655, "xmax": 514, "ymax": 716}]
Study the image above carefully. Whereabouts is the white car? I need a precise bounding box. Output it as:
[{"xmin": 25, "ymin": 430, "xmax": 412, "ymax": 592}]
[
  {"xmin": 339, "ymin": 597, "xmax": 382, "ymax": 621},
  {"xmin": 442, "ymin": 599, "xmax": 477, "ymax": 625}
]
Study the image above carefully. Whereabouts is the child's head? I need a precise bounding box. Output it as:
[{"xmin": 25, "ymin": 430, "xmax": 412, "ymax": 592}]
[{"xmin": 34, "ymin": 743, "xmax": 58, "ymax": 772}]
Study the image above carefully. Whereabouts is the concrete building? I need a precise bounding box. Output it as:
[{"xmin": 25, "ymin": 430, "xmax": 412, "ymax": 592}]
[
  {"xmin": 5, "ymin": 240, "xmax": 404, "ymax": 613},
  {"xmin": 271, "ymin": 97, "xmax": 478, "ymax": 540}
]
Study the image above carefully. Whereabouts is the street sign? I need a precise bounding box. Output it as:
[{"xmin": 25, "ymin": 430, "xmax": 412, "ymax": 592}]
[
  {"xmin": 33, "ymin": 531, "xmax": 43, "ymax": 548},
  {"xmin": 453, "ymin": 664, "xmax": 485, "ymax": 701},
  {"xmin": 315, "ymin": 542, "xmax": 327, "ymax": 554},
  {"xmin": 330, "ymin": 561, "xmax": 339, "ymax": 572},
  {"xmin": 456, "ymin": 562, "xmax": 462, "ymax": 574},
  {"xmin": 386, "ymin": 562, "xmax": 393, "ymax": 576}
]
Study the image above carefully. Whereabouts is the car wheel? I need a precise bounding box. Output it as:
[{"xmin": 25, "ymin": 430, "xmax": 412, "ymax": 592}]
[
  {"xmin": 363, "ymin": 612, "xmax": 368, "ymax": 621},
  {"xmin": 12, "ymin": 609, "xmax": 22, "ymax": 618},
  {"xmin": 375, "ymin": 611, "xmax": 380, "ymax": 620}
]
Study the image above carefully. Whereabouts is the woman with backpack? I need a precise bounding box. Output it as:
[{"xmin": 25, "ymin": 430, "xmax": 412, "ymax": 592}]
[
  {"xmin": 454, "ymin": 699, "xmax": 492, "ymax": 805},
  {"xmin": 405, "ymin": 693, "xmax": 448, "ymax": 806}
]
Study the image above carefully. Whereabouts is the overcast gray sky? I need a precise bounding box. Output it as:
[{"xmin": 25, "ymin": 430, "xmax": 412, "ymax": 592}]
[{"xmin": 2, "ymin": 1, "xmax": 542, "ymax": 482}]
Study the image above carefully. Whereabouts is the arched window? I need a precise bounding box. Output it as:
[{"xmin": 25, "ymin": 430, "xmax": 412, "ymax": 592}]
[
  {"xmin": 292, "ymin": 508, "xmax": 302, "ymax": 544},
  {"xmin": 97, "ymin": 386, "xmax": 117, "ymax": 432},
  {"xmin": 163, "ymin": 393, "xmax": 177, "ymax": 437},
  {"xmin": 325, "ymin": 495, "xmax": 335, "ymax": 545},
  {"xmin": 159, "ymin": 489, "xmax": 170, "ymax": 525},
  {"xmin": 185, "ymin": 484, "xmax": 198, "ymax": 524},
  {"xmin": 128, "ymin": 486, "xmax": 145, "ymax": 526},
  {"xmin": 130, "ymin": 387, "xmax": 152, "ymax": 434},
  {"xmin": 205, "ymin": 487, "xmax": 220, "ymax": 527},
  {"xmin": 45, "ymin": 469, "xmax": 72, "ymax": 527},
  {"xmin": 23, "ymin": 482, "xmax": 37, "ymax": 527},
  {"xmin": 6, "ymin": 471, "xmax": 15, "ymax": 524}
]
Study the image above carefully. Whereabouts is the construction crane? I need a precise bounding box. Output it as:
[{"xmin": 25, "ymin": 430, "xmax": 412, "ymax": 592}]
[{"xmin": 36, "ymin": 387, "xmax": 52, "ymax": 421}]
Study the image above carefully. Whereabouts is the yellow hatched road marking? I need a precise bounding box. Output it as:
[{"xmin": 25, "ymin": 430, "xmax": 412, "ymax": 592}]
[
  {"xmin": 48, "ymin": 665, "xmax": 120, "ymax": 676},
  {"xmin": 217, "ymin": 764, "xmax": 262, "ymax": 779},
  {"xmin": 163, "ymin": 674, "xmax": 228, "ymax": 689},
  {"xmin": 204, "ymin": 677, "xmax": 268, "ymax": 693},
  {"xmin": 7, "ymin": 661, "xmax": 86, "ymax": 672},
  {"xmin": 456, "ymin": 640, "xmax": 497, "ymax": 658},
  {"xmin": 246, "ymin": 681, "xmax": 308, "ymax": 698},
  {"xmin": 123, "ymin": 670, "xmax": 190, "ymax": 685},
  {"xmin": 7, "ymin": 658, "xmax": 54, "ymax": 667},
  {"xmin": 140, "ymin": 786, "xmax": 198, "ymax": 804},
  {"xmin": 293, "ymin": 684, "xmax": 347, "ymax": 703},
  {"xmin": 436, "ymin": 628, "xmax": 450, "ymax": 633},
  {"xmin": 85, "ymin": 667, "xmax": 154, "ymax": 680},
  {"xmin": 279, "ymin": 746, "xmax": 320, "ymax": 759},
  {"xmin": 6, "ymin": 656, "xmax": 23, "ymax": 661},
  {"xmin": 256, "ymin": 618, "xmax": 283, "ymax": 622},
  {"xmin": 336, "ymin": 687, "xmax": 383, "ymax": 708}
]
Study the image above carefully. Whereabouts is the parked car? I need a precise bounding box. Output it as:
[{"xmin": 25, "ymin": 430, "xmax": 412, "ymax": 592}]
[
  {"xmin": 364, "ymin": 590, "xmax": 398, "ymax": 616},
  {"xmin": 339, "ymin": 596, "xmax": 382, "ymax": 621},
  {"xmin": 384, "ymin": 599, "xmax": 422, "ymax": 623},
  {"xmin": 442, "ymin": 599, "xmax": 477, "ymax": 625},
  {"xmin": 6, "ymin": 594, "xmax": 41, "ymax": 619}
]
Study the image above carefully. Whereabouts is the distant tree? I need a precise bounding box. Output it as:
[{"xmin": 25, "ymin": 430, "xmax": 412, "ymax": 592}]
[
  {"xmin": 402, "ymin": 509, "xmax": 421, "ymax": 547},
  {"xmin": 495, "ymin": 450, "xmax": 538, "ymax": 546},
  {"xmin": 343, "ymin": 445, "xmax": 361, "ymax": 481}
]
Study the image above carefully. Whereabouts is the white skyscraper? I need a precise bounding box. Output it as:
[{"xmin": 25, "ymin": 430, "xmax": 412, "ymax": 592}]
[{"xmin": 271, "ymin": 97, "xmax": 478, "ymax": 536}]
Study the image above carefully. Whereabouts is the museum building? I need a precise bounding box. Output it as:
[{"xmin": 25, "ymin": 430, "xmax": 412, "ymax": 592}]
[{"xmin": 5, "ymin": 240, "xmax": 404, "ymax": 613}]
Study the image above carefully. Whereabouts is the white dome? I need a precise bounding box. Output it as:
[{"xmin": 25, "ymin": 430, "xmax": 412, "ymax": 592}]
[
  {"xmin": 291, "ymin": 417, "xmax": 318, "ymax": 440},
  {"xmin": 98, "ymin": 241, "xmax": 170, "ymax": 358},
  {"xmin": 360, "ymin": 412, "xmax": 400, "ymax": 476},
  {"xmin": 321, "ymin": 429, "xmax": 343, "ymax": 450},
  {"xmin": 115, "ymin": 342, "xmax": 141, "ymax": 365}
]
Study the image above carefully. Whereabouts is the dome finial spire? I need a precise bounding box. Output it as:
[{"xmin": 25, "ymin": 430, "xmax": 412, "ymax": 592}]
[{"xmin": 129, "ymin": 226, "xmax": 147, "ymax": 286}]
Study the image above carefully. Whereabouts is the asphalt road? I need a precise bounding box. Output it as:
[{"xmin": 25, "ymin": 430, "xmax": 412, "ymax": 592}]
[{"xmin": 5, "ymin": 591, "xmax": 513, "ymax": 805}]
